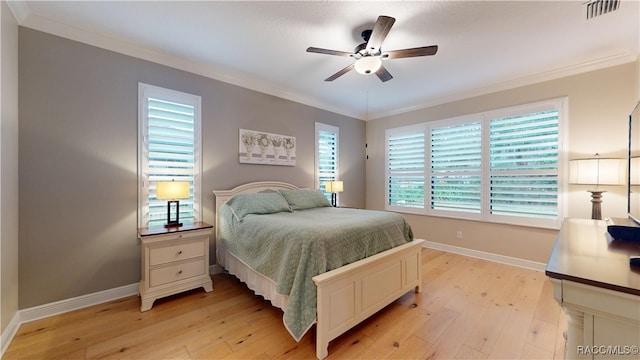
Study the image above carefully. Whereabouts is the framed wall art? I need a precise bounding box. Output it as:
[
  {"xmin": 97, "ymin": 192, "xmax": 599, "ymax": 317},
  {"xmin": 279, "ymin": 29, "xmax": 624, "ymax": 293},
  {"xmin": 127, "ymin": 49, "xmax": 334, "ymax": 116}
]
[{"xmin": 239, "ymin": 129, "xmax": 296, "ymax": 166}]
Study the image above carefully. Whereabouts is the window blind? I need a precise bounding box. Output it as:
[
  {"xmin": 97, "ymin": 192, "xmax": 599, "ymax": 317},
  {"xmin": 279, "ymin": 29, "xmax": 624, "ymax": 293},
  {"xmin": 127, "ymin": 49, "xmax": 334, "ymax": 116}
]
[
  {"xmin": 318, "ymin": 130, "xmax": 338, "ymax": 197},
  {"xmin": 387, "ymin": 130, "xmax": 425, "ymax": 208},
  {"xmin": 430, "ymin": 122, "xmax": 482, "ymax": 213},
  {"xmin": 146, "ymin": 98, "xmax": 196, "ymax": 226},
  {"xmin": 489, "ymin": 110, "xmax": 559, "ymax": 219},
  {"xmin": 315, "ymin": 123, "xmax": 339, "ymax": 202}
]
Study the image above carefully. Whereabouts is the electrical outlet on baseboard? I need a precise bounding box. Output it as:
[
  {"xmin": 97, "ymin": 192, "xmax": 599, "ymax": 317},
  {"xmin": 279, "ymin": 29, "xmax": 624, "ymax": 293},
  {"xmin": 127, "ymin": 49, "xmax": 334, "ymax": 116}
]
[{"xmin": 456, "ymin": 230, "xmax": 463, "ymax": 239}]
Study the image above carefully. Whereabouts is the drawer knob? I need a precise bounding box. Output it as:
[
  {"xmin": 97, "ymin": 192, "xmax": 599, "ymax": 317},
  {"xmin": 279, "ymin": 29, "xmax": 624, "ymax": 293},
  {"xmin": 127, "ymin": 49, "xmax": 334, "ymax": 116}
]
[
  {"xmin": 178, "ymin": 270, "xmax": 183, "ymax": 275},
  {"xmin": 177, "ymin": 250, "xmax": 183, "ymax": 255}
]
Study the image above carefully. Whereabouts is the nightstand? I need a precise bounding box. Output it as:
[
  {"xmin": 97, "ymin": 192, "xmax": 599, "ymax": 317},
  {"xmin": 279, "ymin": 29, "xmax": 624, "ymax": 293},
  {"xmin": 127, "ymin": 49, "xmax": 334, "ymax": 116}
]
[{"xmin": 137, "ymin": 222, "xmax": 214, "ymax": 311}]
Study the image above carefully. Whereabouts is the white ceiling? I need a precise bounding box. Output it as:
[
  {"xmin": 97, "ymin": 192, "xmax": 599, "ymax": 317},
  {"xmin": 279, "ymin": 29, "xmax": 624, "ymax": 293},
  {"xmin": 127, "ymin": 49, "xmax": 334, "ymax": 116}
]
[{"xmin": 8, "ymin": 1, "xmax": 640, "ymax": 120}]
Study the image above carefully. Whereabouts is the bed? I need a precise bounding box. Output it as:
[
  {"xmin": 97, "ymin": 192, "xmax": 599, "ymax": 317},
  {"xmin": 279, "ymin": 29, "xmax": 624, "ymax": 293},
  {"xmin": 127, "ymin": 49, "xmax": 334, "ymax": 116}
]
[{"xmin": 213, "ymin": 181, "xmax": 424, "ymax": 359}]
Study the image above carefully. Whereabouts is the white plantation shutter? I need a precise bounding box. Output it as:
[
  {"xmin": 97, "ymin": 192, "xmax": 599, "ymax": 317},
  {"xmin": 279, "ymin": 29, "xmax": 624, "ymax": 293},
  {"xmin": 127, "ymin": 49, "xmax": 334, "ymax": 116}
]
[
  {"xmin": 430, "ymin": 121, "xmax": 482, "ymax": 215},
  {"xmin": 386, "ymin": 127, "xmax": 425, "ymax": 210},
  {"xmin": 315, "ymin": 123, "xmax": 339, "ymax": 201},
  {"xmin": 384, "ymin": 98, "xmax": 565, "ymax": 229},
  {"xmin": 488, "ymin": 110, "xmax": 559, "ymax": 220},
  {"xmin": 139, "ymin": 84, "xmax": 202, "ymax": 227}
]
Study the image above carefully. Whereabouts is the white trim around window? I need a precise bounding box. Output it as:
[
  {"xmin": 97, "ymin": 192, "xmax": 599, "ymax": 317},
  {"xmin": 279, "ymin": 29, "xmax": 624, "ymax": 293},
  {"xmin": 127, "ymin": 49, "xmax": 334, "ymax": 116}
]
[{"xmin": 138, "ymin": 83, "xmax": 202, "ymax": 228}]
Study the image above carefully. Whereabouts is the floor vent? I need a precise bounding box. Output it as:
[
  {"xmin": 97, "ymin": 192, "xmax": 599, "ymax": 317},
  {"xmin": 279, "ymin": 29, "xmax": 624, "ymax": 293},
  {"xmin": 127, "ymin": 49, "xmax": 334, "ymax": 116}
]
[{"xmin": 585, "ymin": 0, "xmax": 621, "ymax": 19}]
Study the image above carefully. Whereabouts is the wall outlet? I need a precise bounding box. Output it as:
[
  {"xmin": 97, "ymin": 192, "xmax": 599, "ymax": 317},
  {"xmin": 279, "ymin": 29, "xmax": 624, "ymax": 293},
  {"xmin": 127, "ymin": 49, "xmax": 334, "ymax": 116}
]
[{"xmin": 456, "ymin": 231, "xmax": 463, "ymax": 239}]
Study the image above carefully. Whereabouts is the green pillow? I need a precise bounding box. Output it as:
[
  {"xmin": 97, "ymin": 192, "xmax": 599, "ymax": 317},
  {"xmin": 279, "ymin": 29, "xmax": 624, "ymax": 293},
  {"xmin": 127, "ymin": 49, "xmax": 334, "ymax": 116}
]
[
  {"xmin": 226, "ymin": 192, "xmax": 291, "ymax": 221},
  {"xmin": 278, "ymin": 189, "xmax": 331, "ymax": 210}
]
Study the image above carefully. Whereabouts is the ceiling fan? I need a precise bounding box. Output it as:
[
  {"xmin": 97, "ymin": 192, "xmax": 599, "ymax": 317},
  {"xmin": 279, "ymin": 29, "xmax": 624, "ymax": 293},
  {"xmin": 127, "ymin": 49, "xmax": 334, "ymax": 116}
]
[{"xmin": 306, "ymin": 15, "xmax": 438, "ymax": 82}]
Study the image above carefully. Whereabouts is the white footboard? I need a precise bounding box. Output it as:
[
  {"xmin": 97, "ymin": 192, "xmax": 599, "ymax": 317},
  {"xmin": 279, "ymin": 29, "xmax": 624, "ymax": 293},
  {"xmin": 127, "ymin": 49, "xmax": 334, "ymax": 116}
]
[{"xmin": 312, "ymin": 239, "xmax": 424, "ymax": 359}]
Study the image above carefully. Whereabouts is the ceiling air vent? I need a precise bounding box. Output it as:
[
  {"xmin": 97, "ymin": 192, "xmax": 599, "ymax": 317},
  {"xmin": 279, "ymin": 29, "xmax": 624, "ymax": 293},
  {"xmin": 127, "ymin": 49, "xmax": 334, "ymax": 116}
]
[{"xmin": 585, "ymin": 0, "xmax": 620, "ymax": 19}]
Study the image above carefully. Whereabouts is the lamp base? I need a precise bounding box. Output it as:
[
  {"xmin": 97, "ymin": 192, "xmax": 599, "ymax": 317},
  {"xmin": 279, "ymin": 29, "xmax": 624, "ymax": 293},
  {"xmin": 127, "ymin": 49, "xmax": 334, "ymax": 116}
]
[
  {"xmin": 164, "ymin": 222, "xmax": 183, "ymax": 228},
  {"xmin": 165, "ymin": 200, "xmax": 182, "ymax": 228},
  {"xmin": 588, "ymin": 190, "xmax": 606, "ymax": 220}
]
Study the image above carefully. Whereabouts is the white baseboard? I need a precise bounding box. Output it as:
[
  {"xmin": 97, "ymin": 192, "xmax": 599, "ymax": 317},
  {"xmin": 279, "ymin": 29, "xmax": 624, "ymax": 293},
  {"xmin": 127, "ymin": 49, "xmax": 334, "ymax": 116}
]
[
  {"xmin": 0, "ymin": 283, "xmax": 139, "ymax": 358},
  {"xmin": 1, "ymin": 311, "xmax": 21, "ymax": 356},
  {"xmin": 19, "ymin": 283, "xmax": 140, "ymax": 324},
  {"xmin": 210, "ymin": 264, "xmax": 223, "ymax": 275},
  {"xmin": 421, "ymin": 240, "xmax": 547, "ymax": 271}
]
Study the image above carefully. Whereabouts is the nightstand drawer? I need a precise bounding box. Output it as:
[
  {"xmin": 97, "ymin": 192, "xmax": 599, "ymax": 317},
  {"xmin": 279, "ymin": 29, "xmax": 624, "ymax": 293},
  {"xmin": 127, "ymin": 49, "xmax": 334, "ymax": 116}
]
[
  {"xmin": 149, "ymin": 258, "xmax": 206, "ymax": 287},
  {"xmin": 149, "ymin": 241, "xmax": 205, "ymax": 266}
]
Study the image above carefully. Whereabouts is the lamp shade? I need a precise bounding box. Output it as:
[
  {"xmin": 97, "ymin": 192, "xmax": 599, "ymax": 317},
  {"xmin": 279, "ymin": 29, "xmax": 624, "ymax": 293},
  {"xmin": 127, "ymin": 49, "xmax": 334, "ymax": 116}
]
[
  {"xmin": 568, "ymin": 157, "xmax": 626, "ymax": 186},
  {"xmin": 325, "ymin": 181, "xmax": 344, "ymax": 193},
  {"xmin": 156, "ymin": 181, "xmax": 190, "ymax": 200}
]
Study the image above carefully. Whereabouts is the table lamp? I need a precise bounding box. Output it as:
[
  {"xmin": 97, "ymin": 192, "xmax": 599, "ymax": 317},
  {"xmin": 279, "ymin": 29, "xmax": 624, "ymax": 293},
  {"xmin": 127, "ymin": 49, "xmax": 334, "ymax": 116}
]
[
  {"xmin": 568, "ymin": 154, "xmax": 626, "ymax": 220},
  {"xmin": 325, "ymin": 181, "xmax": 343, "ymax": 207},
  {"xmin": 156, "ymin": 180, "xmax": 190, "ymax": 227}
]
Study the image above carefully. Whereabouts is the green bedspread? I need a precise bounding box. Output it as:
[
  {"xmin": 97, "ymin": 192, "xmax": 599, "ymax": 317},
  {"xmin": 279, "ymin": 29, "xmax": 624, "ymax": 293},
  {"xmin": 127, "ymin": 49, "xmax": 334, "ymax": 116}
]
[{"xmin": 219, "ymin": 206, "xmax": 413, "ymax": 341}]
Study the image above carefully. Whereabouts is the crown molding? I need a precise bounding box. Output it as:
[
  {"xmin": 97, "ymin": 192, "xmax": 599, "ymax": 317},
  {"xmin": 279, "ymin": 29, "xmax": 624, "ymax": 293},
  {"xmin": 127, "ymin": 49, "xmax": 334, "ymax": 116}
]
[
  {"xmin": 370, "ymin": 51, "xmax": 638, "ymax": 120},
  {"xmin": 11, "ymin": 5, "xmax": 361, "ymax": 120},
  {"xmin": 6, "ymin": 1, "xmax": 29, "ymax": 23},
  {"xmin": 10, "ymin": 2, "xmax": 638, "ymax": 122}
]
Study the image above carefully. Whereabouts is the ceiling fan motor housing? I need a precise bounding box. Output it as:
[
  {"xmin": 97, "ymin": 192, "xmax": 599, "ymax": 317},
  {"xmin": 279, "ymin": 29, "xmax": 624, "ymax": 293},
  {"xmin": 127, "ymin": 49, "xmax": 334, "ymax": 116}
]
[
  {"xmin": 361, "ymin": 29, "xmax": 373, "ymax": 42},
  {"xmin": 354, "ymin": 42, "xmax": 367, "ymax": 56},
  {"xmin": 355, "ymin": 30, "xmax": 381, "ymax": 56}
]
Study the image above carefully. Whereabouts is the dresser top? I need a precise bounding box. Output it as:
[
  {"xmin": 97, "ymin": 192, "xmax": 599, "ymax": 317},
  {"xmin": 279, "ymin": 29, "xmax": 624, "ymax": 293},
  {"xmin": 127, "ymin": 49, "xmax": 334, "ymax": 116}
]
[
  {"xmin": 137, "ymin": 221, "xmax": 213, "ymax": 237},
  {"xmin": 545, "ymin": 218, "xmax": 640, "ymax": 296}
]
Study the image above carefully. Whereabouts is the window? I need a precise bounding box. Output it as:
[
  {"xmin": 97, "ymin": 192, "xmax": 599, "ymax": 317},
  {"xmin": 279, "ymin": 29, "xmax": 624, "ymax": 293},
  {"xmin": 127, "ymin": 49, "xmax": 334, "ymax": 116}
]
[
  {"xmin": 430, "ymin": 119, "xmax": 482, "ymax": 215},
  {"xmin": 487, "ymin": 108, "xmax": 560, "ymax": 222},
  {"xmin": 315, "ymin": 123, "xmax": 339, "ymax": 201},
  {"xmin": 386, "ymin": 125, "xmax": 425, "ymax": 211},
  {"xmin": 385, "ymin": 98, "xmax": 565, "ymax": 228},
  {"xmin": 138, "ymin": 83, "xmax": 202, "ymax": 228}
]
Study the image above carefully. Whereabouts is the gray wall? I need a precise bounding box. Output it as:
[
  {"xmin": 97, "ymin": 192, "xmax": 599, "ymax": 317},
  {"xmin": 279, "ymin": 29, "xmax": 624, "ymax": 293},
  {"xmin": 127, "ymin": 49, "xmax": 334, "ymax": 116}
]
[
  {"xmin": 366, "ymin": 62, "xmax": 639, "ymax": 264},
  {"xmin": 1, "ymin": 1, "xmax": 20, "ymax": 334},
  {"xmin": 18, "ymin": 28, "xmax": 365, "ymax": 308}
]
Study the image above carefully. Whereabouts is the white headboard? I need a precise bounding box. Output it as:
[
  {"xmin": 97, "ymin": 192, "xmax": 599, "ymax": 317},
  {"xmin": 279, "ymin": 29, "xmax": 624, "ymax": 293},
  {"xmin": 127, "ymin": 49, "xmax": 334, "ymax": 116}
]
[{"xmin": 212, "ymin": 181, "xmax": 300, "ymax": 263}]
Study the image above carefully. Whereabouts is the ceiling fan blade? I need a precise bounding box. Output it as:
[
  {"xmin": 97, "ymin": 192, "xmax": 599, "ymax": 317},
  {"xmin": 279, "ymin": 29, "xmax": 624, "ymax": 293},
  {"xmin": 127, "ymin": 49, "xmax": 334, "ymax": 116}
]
[
  {"xmin": 375, "ymin": 65, "xmax": 393, "ymax": 82},
  {"xmin": 325, "ymin": 64, "xmax": 355, "ymax": 81},
  {"xmin": 306, "ymin": 47, "xmax": 354, "ymax": 57},
  {"xmin": 383, "ymin": 45, "xmax": 438, "ymax": 59},
  {"xmin": 366, "ymin": 16, "xmax": 395, "ymax": 53}
]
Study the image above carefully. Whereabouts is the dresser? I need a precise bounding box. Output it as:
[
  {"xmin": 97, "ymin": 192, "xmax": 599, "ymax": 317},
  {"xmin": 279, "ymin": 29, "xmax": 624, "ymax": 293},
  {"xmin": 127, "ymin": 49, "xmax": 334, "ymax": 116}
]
[
  {"xmin": 546, "ymin": 219, "xmax": 640, "ymax": 359},
  {"xmin": 137, "ymin": 222, "xmax": 214, "ymax": 311}
]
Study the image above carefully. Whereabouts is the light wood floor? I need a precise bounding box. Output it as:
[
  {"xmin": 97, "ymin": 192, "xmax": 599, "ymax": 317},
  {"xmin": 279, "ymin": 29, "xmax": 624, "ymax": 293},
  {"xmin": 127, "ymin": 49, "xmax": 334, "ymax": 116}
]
[{"xmin": 4, "ymin": 248, "xmax": 567, "ymax": 359}]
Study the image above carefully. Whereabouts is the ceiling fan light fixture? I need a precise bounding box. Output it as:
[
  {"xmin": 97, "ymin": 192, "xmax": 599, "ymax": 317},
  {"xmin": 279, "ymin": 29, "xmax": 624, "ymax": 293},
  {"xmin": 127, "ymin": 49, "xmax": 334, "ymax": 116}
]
[{"xmin": 354, "ymin": 56, "xmax": 382, "ymax": 75}]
